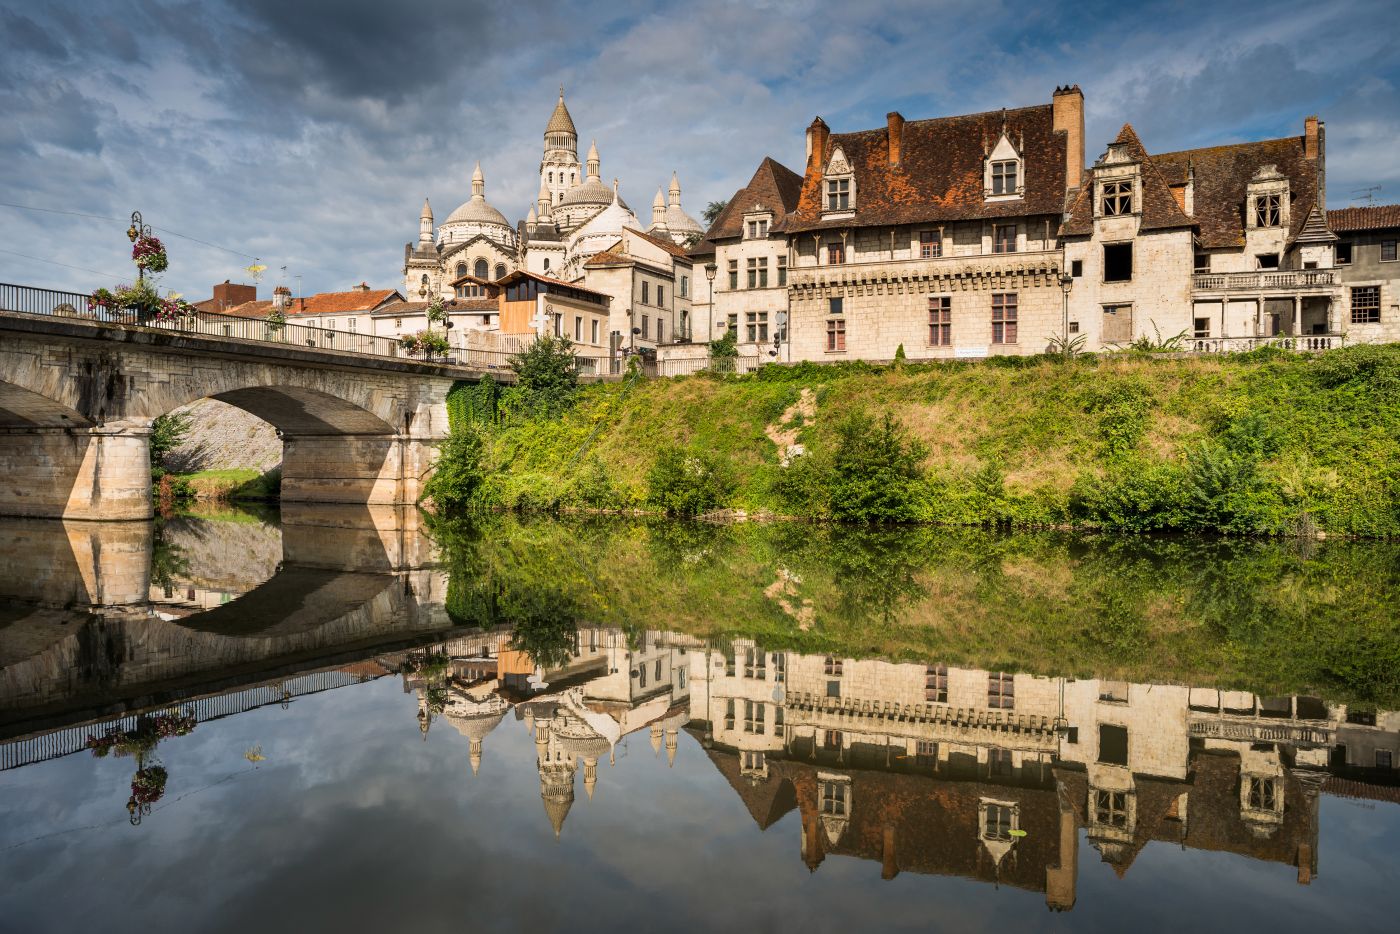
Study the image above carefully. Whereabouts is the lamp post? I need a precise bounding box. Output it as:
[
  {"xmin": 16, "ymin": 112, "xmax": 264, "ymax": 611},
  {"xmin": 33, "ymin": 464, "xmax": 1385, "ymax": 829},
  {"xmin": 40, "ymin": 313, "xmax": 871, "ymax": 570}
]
[
  {"xmin": 127, "ymin": 211, "xmax": 152, "ymax": 282},
  {"xmin": 1059, "ymin": 271, "xmax": 1074, "ymax": 350},
  {"xmin": 704, "ymin": 262, "xmax": 717, "ymax": 339}
]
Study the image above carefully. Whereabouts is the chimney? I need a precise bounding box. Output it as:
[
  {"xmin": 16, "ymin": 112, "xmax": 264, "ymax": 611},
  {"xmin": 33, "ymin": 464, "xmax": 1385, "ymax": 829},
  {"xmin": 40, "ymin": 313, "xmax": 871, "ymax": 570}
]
[
  {"xmin": 272, "ymin": 285, "xmax": 291, "ymax": 311},
  {"xmin": 1304, "ymin": 115, "xmax": 1319, "ymax": 161},
  {"xmin": 886, "ymin": 111, "xmax": 904, "ymax": 166},
  {"xmin": 357, "ymin": 281, "xmax": 370, "ymax": 292},
  {"xmin": 805, "ymin": 116, "xmax": 830, "ymax": 170},
  {"xmin": 212, "ymin": 280, "xmax": 256, "ymax": 310},
  {"xmin": 1052, "ymin": 84, "xmax": 1085, "ymax": 192}
]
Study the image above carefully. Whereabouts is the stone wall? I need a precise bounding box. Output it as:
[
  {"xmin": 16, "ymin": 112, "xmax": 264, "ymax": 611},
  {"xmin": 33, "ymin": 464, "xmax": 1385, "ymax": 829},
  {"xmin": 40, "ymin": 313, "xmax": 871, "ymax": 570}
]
[{"xmin": 164, "ymin": 398, "xmax": 282, "ymax": 473}]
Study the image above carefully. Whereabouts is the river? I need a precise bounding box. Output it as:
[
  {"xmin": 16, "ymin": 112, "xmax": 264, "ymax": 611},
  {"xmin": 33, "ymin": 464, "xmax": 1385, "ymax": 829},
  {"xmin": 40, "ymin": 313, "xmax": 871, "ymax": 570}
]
[{"xmin": 1, "ymin": 506, "xmax": 1397, "ymax": 933}]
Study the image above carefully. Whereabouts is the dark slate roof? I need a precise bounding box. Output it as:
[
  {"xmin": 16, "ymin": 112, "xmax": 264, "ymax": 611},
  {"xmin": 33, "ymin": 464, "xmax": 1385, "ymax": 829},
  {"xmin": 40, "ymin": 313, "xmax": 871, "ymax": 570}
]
[
  {"xmin": 1062, "ymin": 124, "xmax": 1194, "ymax": 237},
  {"xmin": 784, "ymin": 103, "xmax": 1068, "ymax": 234},
  {"xmin": 1152, "ymin": 135, "xmax": 1321, "ymax": 249},
  {"xmin": 1328, "ymin": 204, "xmax": 1400, "ymax": 233},
  {"xmin": 700, "ymin": 156, "xmax": 804, "ymax": 246}
]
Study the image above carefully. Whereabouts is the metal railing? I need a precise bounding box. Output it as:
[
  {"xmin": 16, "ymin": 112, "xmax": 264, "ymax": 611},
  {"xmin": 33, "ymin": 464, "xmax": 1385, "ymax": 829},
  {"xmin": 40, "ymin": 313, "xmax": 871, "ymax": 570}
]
[
  {"xmin": 1187, "ymin": 334, "xmax": 1342, "ymax": 354},
  {"xmin": 1192, "ymin": 270, "xmax": 1336, "ymax": 291},
  {"xmin": 1, "ymin": 282, "xmax": 614, "ymax": 374},
  {"xmin": 657, "ymin": 355, "xmax": 763, "ymax": 378}
]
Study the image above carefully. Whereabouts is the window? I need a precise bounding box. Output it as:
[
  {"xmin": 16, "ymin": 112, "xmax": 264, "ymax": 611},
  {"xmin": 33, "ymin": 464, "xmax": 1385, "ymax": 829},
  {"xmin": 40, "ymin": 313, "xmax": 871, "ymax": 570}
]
[
  {"xmin": 657, "ymin": 320, "xmax": 664, "ymax": 343},
  {"xmin": 1256, "ymin": 253, "xmax": 1280, "ymax": 270},
  {"xmin": 680, "ymin": 275, "xmax": 689, "ymax": 298},
  {"xmin": 743, "ymin": 647, "xmax": 766, "ymax": 679},
  {"xmin": 1104, "ymin": 243, "xmax": 1133, "ymax": 281},
  {"xmin": 743, "ymin": 751, "xmax": 765, "ymax": 771},
  {"xmin": 827, "ymin": 317, "xmax": 846, "ymax": 351},
  {"xmin": 1193, "ymin": 317, "xmax": 1210, "ymax": 339},
  {"xmin": 657, "ymin": 285, "xmax": 665, "ymax": 306},
  {"xmin": 543, "ymin": 257, "xmax": 550, "ymax": 271},
  {"xmin": 1194, "ymin": 253, "xmax": 1210, "ymax": 273},
  {"xmin": 1098, "ymin": 724, "xmax": 1129, "ymax": 766},
  {"xmin": 1069, "ymin": 321, "xmax": 1079, "ymax": 333},
  {"xmin": 827, "ymin": 241, "xmax": 845, "ymax": 265},
  {"xmin": 772, "ymin": 653, "xmax": 786, "ymax": 683},
  {"xmin": 757, "ymin": 258, "xmax": 768, "ymax": 288},
  {"xmin": 1103, "ymin": 305, "xmax": 1134, "ymax": 343},
  {"xmin": 773, "ymin": 706, "xmax": 784, "ymax": 738},
  {"xmin": 724, "ymin": 699, "xmax": 735, "ymax": 730},
  {"xmin": 1335, "ymin": 241, "xmax": 1352, "ymax": 264},
  {"xmin": 494, "ymin": 263, "xmax": 506, "ymax": 280},
  {"xmin": 916, "ymin": 740, "xmax": 938, "ymax": 766},
  {"xmin": 989, "ymin": 747, "xmax": 1013, "ymax": 777},
  {"xmin": 993, "ymin": 224, "xmax": 1017, "ymax": 254},
  {"xmin": 826, "ymin": 177, "xmax": 850, "ymax": 211},
  {"xmin": 758, "ymin": 219, "xmax": 768, "ymax": 237},
  {"xmin": 727, "ymin": 313, "xmax": 738, "ymax": 333},
  {"xmin": 824, "ymin": 657, "xmax": 843, "ymax": 676},
  {"xmin": 456, "ymin": 262, "xmax": 468, "ymax": 278},
  {"xmin": 988, "ymin": 672, "xmax": 1014, "ymax": 709},
  {"xmin": 748, "ymin": 219, "xmax": 768, "ymax": 238},
  {"xmin": 983, "ymin": 803, "xmax": 1014, "ymax": 840},
  {"xmin": 1095, "ymin": 790, "xmax": 1128, "ymax": 828},
  {"xmin": 991, "ymin": 293, "xmax": 1017, "ymax": 344},
  {"xmin": 728, "ymin": 260, "xmax": 738, "ymax": 290},
  {"xmin": 1244, "ymin": 778, "xmax": 1278, "ymax": 811},
  {"xmin": 777, "ymin": 256, "xmax": 787, "ymax": 287},
  {"xmin": 919, "ymin": 230, "xmax": 942, "ymax": 258},
  {"xmin": 641, "ymin": 315, "xmax": 650, "ymax": 339},
  {"xmin": 348, "ymin": 318, "xmax": 356, "ymax": 332},
  {"xmin": 638, "ymin": 663, "xmax": 647, "ymax": 689},
  {"xmin": 641, "ymin": 281, "xmax": 650, "ymax": 304},
  {"xmin": 746, "ymin": 311, "xmax": 769, "ymax": 343},
  {"xmin": 1102, "ymin": 179, "xmax": 1133, "ymax": 216},
  {"xmin": 826, "ymin": 680, "xmax": 841, "ymax": 698},
  {"xmin": 574, "ymin": 316, "xmax": 582, "ymax": 340},
  {"xmin": 1379, "ymin": 750, "xmax": 1394, "ymax": 769},
  {"xmin": 743, "ymin": 700, "xmax": 765, "ymax": 733},
  {"xmin": 747, "ymin": 221, "xmax": 757, "ymax": 239},
  {"xmin": 991, "ymin": 160, "xmax": 1018, "ymax": 195},
  {"xmin": 1254, "ymin": 193, "xmax": 1282, "ymax": 227},
  {"xmin": 1383, "ymin": 240, "xmax": 1398, "ymax": 262},
  {"xmin": 829, "ymin": 297, "xmax": 843, "ymax": 316},
  {"xmin": 1099, "ymin": 681, "xmax": 1129, "ymax": 703},
  {"xmin": 1071, "ymin": 259, "xmax": 1083, "ymax": 277},
  {"xmin": 474, "ymin": 259, "xmax": 489, "ymax": 279},
  {"xmin": 1352, "ymin": 285, "xmax": 1381, "ymax": 324},
  {"xmin": 928, "ymin": 296, "xmax": 951, "ymax": 345},
  {"xmin": 747, "ymin": 257, "xmax": 757, "ymax": 289},
  {"xmin": 820, "ymin": 781, "xmax": 849, "ymax": 816},
  {"xmin": 591, "ymin": 319, "xmax": 599, "ymax": 344}
]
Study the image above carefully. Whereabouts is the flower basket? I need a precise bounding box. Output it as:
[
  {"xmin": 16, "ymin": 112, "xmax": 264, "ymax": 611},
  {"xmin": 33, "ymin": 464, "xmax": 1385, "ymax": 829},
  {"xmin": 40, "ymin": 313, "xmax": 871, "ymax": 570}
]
[{"xmin": 132, "ymin": 235, "xmax": 169, "ymax": 274}]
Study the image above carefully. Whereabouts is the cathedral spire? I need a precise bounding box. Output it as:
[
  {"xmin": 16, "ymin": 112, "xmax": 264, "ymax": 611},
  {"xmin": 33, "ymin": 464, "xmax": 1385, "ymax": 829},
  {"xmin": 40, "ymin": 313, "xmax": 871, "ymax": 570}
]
[
  {"xmin": 537, "ymin": 178, "xmax": 551, "ymax": 217},
  {"xmin": 471, "ymin": 161, "xmax": 485, "ymax": 200},
  {"xmin": 651, "ymin": 188, "xmax": 669, "ymax": 233},
  {"xmin": 586, "ymin": 139, "xmax": 600, "ymax": 180},
  {"xmin": 669, "ymin": 171, "xmax": 681, "ymax": 207},
  {"xmin": 419, "ymin": 197, "xmax": 433, "ymax": 245}
]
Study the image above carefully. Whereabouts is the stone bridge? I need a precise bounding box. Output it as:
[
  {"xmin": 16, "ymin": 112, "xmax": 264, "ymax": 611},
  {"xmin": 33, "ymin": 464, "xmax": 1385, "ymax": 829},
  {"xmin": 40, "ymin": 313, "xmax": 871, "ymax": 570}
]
[{"xmin": 0, "ymin": 310, "xmax": 491, "ymax": 519}]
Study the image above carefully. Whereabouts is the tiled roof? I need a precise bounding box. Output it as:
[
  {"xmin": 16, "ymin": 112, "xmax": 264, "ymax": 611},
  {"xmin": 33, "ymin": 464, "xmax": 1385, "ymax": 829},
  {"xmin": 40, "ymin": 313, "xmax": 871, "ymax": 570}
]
[
  {"xmin": 701, "ymin": 156, "xmax": 804, "ymax": 245},
  {"xmin": 285, "ymin": 288, "xmax": 402, "ymax": 316},
  {"xmin": 784, "ymin": 104, "xmax": 1067, "ymax": 234},
  {"xmin": 1062, "ymin": 124, "xmax": 1194, "ymax": 237},
  {"xmin": 624, "ymin": 226, "xmax": 693, "ymax": 260},
  {"xmin": 211, "ymin": 299, "xmax": 274, "ymax": 320},
  {"xmin": 1328, "ymin": 204, "xmax": 1400, "ymax": 232},
  {"xmin": 1152, "ymin": 135, "xmax": 1320, "ymax": 249},
  {"xmin": 584, "ymin": 240, "xmax": 631, "ymax": 268}
]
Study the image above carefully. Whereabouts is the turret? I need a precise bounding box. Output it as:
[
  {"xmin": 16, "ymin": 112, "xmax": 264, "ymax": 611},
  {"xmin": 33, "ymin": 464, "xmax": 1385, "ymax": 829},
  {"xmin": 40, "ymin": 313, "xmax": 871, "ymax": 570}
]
[
  {"xmin": 471, "ymin": 161, "xmax": 485, "ymax": 201},
  {"xmin": 669, "ymin": 171, "xmax": 681, "ymax": 207},
  {"xmin": 587, "ymin": 139, "xmax": 600, "ymax": 180},
  {"xmin": 650, "ymin": 188, "xmax": 669, "ymax": 234},
  {"xmin": 419, "ymin": 198, "xmax": 434, "ymax": 245}
]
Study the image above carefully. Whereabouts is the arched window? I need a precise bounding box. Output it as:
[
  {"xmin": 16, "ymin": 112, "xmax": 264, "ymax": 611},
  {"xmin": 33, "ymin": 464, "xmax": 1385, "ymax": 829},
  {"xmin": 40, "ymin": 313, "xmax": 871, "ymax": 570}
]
[
  {"xmin": 455, "ymin": 263, "xmax": 467, "ymax": 278},
  {"xmin": 549, "ymin": 172, "xmax": 554, "ymax": 183},
  {"xmin": 543, "ymin": 257, "xmax": 551, "ymax": 271},
  {"xmin": 474, "ymin": 259, "xmax": 489, "ymax": 279},
  {"xmin": 557, "ymin": 192, "xmax": 563, "ymax": 203},
  {"xmin": 494, "ymin": 263, "xmax": 507, "ymax": 280},
  {"xmin": 570, "ymin": 172, "xmax": 576, "ymax": 184}
]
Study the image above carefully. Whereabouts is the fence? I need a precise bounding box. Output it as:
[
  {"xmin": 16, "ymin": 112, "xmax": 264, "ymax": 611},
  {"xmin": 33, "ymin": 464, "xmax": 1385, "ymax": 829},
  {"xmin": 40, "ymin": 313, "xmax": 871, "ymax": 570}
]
[{"xmin": 656, "ymin": 355, "xmax": 763, "ymax": 378}]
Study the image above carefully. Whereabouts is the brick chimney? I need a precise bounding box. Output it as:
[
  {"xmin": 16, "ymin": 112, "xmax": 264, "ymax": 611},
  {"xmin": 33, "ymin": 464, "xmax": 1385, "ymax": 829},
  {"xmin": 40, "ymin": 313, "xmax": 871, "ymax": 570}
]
[
  {"xmin": 886, "ymin": 111, "xmax": 905, "ymax": 166},
  {"xmin": 272, "ymin": 285, "xmax": 291, "ymax": 311},
  {"xmin": 1052, "ymin": 84, "xmax": 1085, "ymax": 192},
  {"xmin": 1304, "ymin": 115, "xmax": 1319, "ymax": 160},
  {"xmin": 805, "ymin": 116, "xmax": 830, "ymax": 170},
  {"xmin": 212, "ymin": 279, "xmax": 256, "ymax": 310}
]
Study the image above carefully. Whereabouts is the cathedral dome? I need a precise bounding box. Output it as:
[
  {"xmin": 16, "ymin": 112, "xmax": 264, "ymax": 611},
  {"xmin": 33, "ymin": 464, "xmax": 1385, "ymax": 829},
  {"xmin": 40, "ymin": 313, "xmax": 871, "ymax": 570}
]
[
  {"xmin": 444, "ymin": 162, "xmax": 511, "ymax": 229},
  {"xmin": 569, "ymin": 183, "xmax": 639, "ymax": 245},
  {"xmin": 560, "ymin": 177, "xmax": 629, "ymax": 210}
]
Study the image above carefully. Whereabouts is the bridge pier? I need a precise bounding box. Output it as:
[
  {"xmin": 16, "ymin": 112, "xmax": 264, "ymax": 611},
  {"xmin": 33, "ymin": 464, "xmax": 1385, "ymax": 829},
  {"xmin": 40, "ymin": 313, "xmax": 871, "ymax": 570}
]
[
  {"xmin": 0, "ymin": 426, "xmax": 153, "ymax": 520},
  {"xmin": 281, "ymin": 434, "xmax": 438, "ymax": 507}
]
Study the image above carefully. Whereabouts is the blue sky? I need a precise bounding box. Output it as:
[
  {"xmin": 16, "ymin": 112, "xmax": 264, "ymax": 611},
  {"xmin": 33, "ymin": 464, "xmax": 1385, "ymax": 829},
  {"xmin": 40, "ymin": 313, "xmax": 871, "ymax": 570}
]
[{"xmin": 2, "ymin": 0, "xmax": 1397, "ymax": 298}]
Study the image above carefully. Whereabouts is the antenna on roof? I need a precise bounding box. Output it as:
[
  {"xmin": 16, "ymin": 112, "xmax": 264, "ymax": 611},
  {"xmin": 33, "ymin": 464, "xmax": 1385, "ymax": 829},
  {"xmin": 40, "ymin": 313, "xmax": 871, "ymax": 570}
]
[{"xmin": 1353, "ymin": 185, "xmax": 1382, "ymax": 206}]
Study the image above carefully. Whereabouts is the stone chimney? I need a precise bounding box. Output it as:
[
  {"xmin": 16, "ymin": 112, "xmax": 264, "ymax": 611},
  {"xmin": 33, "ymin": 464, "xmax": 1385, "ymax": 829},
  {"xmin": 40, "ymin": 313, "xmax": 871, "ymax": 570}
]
[
  {"xmin": 212, "ymin": 280, "xmax": 256, "ymax": 310},
  {"xmin": 272, "ymin": 285, "xmax": 291, "ymax": 311},
  {"xmin": 886, "ymin": 111, "xmax": 904, "ymax": 166},
  {"xmin": 805, "ymin": 116, "xmax": 830, "ymax": 170},
  {"xmin": 356, "ymin": 281, "xmax": 370, "ymax": 292},
  {"xmin": 1304, "ymin": 115, "xmax": 1319, "ymax": 161},
  {"xmin": 1052, "ymin": 84, "xmax": 1085, "ymax": 192}
]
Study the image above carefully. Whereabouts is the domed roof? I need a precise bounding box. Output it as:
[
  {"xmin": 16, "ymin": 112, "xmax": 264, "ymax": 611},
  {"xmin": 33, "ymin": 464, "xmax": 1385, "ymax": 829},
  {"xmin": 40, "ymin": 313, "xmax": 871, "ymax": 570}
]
[
  {"xmin": 560, "ymin": 177, "xmax": 629, "ymax": 209},
  {"xmin": 666, "ymin": 205, "xmax": 704, "ymax": 236},
  {"xmin": 444, "ymin": 162, "xmax": 511, "ymax": 229},
  {"xmin": 570, "ymin": 182, "xmax": 639, "ymax": 242},
  {"xmin": 546, "ymin": 89, "xmax": 577, "ymax": 137}
]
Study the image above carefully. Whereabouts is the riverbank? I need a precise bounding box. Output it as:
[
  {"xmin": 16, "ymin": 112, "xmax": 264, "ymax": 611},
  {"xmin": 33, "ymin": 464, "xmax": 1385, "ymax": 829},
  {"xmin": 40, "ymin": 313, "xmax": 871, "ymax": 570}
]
[{"xmin": 430, "ymin": 343, "xmax": 1400, "ymax": 537}]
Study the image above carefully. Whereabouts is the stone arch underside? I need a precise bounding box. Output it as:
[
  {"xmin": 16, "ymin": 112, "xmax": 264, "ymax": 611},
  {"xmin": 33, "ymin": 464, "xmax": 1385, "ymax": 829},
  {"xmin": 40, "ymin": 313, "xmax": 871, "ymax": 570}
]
[
  {"xmin": 206, "ymin": 386, "xmax": 396, "ymax": 436},
  {"xmin": 0, "ymin": 380, "xmax": 92, "ymax": 429}
]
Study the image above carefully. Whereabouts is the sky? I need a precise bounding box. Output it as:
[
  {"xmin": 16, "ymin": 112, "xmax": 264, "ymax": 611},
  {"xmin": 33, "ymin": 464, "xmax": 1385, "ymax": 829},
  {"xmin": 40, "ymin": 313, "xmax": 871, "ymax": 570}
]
[{"xmin": 1, "ymin": 0, "xmax": 1398, "ymax": 300}]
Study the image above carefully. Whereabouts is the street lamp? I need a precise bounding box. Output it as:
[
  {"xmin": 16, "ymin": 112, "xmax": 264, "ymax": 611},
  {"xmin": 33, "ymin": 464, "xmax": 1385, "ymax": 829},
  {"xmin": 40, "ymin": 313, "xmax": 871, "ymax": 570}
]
[
  {"xmin": 704, "ymin": 262, "xmax": 718, "ymax": 341},
  {"xmin": 1059, "ymin": 271, "xmax": 1074, "ymax": 348},
  {"xmin": 127, "ymin": 210, "xmax": 153, "ymax": 281}
]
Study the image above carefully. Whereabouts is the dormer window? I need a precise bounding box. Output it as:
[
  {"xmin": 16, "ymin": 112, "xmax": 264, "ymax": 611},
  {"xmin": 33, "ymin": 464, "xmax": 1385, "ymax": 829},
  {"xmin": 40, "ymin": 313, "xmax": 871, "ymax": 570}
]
[
  {"xmin": 991, "ymin": 160, "xmax": 1018, "ymax": 195},
  {"xmin": 1102, "ymin": 180, "xmax": 1133, "ymax": 216},
  {"xmin": 1254, "ymin": 193, "xmax": 1282, "ymax": 227},
  {"xmin": 826, "ymin": 178, "xmax": 850, "ymax": 211}
]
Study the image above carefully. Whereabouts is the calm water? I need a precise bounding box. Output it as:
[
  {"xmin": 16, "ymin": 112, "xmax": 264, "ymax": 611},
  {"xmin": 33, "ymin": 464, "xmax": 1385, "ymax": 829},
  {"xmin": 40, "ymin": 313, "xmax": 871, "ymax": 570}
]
[{"xmin": 1, "ymin": 507, "xmax": 1398, "ymax": 934}]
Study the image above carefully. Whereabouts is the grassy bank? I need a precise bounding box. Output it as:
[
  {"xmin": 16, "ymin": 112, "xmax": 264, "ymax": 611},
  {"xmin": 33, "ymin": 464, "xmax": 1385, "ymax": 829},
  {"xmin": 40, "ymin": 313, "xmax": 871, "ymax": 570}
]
[
  {"xmin": 174, "ymin": 468, "xmax": 281, "ymax": 502},
  {"xmin": 430, "ymin": 343, "xmax": 1400, "ymax": 537}
]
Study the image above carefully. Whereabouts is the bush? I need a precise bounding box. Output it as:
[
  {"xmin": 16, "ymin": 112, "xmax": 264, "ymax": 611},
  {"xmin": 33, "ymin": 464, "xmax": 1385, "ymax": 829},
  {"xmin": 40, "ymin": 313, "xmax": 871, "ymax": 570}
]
[
  {"xmin": 572, "ymin": 455, "xmax": 619, "ymax": 509},
  {"xmin": 149, "ymin": 411, "xmax": 193, "ymax": 467},
  {"xmin": 826, "ymin": 410, "xmax": 927, "ymax": 522},
  {"xmin": 1313, "ymin": 343, "xmax": 1400, "ymax": 392},
  {"xmin": 424, "ymin": 424, "xmax": 490, "ymax": 513},
  {"xmin": 646, "ymin": 446, "xmax": 736, "ymax": 516}
]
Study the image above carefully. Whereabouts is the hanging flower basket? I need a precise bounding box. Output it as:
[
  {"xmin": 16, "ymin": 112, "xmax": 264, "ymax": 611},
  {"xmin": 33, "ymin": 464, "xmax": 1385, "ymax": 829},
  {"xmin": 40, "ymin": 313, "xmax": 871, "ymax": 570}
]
[
  {"xmin": 86, "ymin": 711, "xmax": 197, "ymax": 758},
  {"xmin": 132, "ymin": 234, "xmax": 169, "ymax": 273},
  {"xmin": 400, "ymin": 330, "xmax": 451, "ymax": 358}
]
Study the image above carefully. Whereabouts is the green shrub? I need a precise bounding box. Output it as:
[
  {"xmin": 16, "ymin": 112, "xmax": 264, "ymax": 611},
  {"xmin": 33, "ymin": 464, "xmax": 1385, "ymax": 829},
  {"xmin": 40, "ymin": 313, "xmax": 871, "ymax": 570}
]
[
  {"xmin": 646, "ymin": 446, "xmax": 736, "ymax": 516},
  {"xmin": 424, "ymin": 424, "xmax": 490, "ymax": 512},
  {"xmin": 827, "ymin": 410, "xmax": 928, "ymax": 522},
  {"xmin": 149, "ymin": 411, "xmax": 193, "ymax": 467},
  {"xmin": 572, "ymin": 455, "xmax": 618, "ymax": 509},
  {"xmin": 511, "ymin": 335, "xmax": 579, "ymax": 413}
]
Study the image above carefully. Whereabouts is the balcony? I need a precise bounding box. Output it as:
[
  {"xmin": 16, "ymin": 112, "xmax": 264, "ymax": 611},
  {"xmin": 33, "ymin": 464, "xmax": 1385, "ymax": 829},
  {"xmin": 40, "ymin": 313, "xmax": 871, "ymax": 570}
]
[
  {"xmin": 1187, "ymin": 716, "xmax": 1332, "ymax": 747},
  {"xmin": 1192, "ymin": 270, "xmax": 1335, "ymax": 292},
  {"xmin": 790, "ymin": 250, "xmax": 1061, "ymax": 291},
  {"xmin": 1188, "ymin": 334, "xmax": 1343, "ymax": 354}
]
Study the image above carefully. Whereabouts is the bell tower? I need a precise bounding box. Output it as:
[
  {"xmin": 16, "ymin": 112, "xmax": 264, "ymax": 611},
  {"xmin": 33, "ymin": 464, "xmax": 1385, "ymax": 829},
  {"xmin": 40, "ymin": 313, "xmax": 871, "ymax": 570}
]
[{"xmin": 540, "ymin": 87, "xmax": 581, "ymax": 208}]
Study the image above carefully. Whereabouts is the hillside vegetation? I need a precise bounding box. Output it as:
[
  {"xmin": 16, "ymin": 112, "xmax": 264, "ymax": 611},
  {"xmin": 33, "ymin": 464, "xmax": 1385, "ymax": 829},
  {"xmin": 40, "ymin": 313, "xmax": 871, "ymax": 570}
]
[{"xmin": 427, "ymin": 343, "xmax": 1400, "ymax": 537}]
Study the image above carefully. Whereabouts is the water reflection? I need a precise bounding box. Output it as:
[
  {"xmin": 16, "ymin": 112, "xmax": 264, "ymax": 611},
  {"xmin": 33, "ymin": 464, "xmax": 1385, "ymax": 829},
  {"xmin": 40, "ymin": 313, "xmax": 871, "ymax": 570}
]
[{"xmin": 1, "ymin": 510, "xmax": 1398, "ymax": 926}]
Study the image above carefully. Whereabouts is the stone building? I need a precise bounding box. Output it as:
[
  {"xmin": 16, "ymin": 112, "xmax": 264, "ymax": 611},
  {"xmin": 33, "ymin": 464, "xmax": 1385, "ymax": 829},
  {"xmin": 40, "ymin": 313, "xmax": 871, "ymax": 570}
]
[
  {"xmin": 1327, "ymin": 204, "xmax": 1400, "ymax": 343},
  {"xmin": 581, "ymin": 226, "xmax": 695, "ymax": 357}
]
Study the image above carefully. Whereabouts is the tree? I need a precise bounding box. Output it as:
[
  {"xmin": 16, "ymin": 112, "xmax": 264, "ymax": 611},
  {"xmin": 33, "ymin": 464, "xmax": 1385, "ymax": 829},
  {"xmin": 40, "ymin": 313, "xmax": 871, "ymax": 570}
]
[
  {"xmin": 149, "ymin": 411, "xmax": 193, "ymax": 468},
  {"xmin": 511, "ymin": 334, "xmax": 579, "ymax": 410},
  {"xmin": 702, "ymin": 199, "xmax": 729, "ymax": 226}
]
